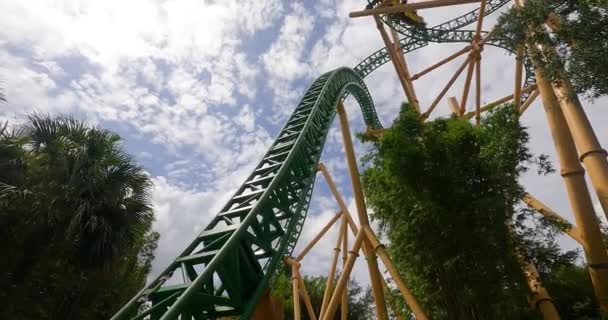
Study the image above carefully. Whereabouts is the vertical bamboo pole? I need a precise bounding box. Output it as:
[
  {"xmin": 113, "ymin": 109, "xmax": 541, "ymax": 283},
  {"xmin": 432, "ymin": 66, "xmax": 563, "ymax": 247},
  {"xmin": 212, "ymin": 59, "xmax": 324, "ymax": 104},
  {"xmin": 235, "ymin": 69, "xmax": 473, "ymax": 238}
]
[
  {"xmin": 292, "ymin": 264, "xmax": 301, "ymax": 320},
  {"xmin": 461, "ymin": 0, "xmax": 486, "ymax": 113},
  {"xmin": 514, "ymin": 45, "xmax": 525, "ymax": 111},
  {"xmin": 552, "ymin": 79, "xmax": 608, "ymax": 221},
  {"xmin": 460, "ymin": 59, "xmax": 475, "ymax": 113},
  {"xmin": 296, "ymin": 268, "xmax": 317, "ymax": 320},
  {"xmin": 341, "ymin": 210, "xmax": 348, "ymax": 320},
  {"xmin": 322, "ymin": 230, "xmax": 366, "ymax": 320},
  {"xmin": 319, "ymin": 221, "xmax": 345, "ymax": 319},
  {"xmin": 475, "ymin": 57, "xmax": 481, "ymax": 125},
  {"xmin": 535, "ymin": 68, "xmax": 608, "ymax": 313},
  {"xmin": 336, "ymin": 101, "xmax": 389, "ymax": 320}
]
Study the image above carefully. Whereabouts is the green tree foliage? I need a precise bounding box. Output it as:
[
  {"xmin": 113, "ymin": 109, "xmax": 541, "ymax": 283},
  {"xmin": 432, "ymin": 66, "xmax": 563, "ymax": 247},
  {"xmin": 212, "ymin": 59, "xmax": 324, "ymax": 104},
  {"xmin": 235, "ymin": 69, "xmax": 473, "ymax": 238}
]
[
  {"xmin": 0, "ymin": 114, "xmax": 158, "ymax": 319},
  {"xmin": 271, "ymin": 273, "xmax": 374, "ymax": 319},
  {"xmin": 496, "ymin": 0, "xmax": 608, "ymax": 98},
  {"xmin": 359, "ymin": 104, "xmax": 586, "ymax": 319}
]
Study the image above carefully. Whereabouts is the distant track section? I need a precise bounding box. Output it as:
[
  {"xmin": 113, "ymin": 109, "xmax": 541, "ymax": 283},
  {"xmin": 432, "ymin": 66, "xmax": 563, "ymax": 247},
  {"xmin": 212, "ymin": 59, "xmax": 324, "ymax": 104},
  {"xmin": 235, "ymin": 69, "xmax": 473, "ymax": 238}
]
[{"xmin": 111, "ymin": 67, "xmax": 382, "ymax": 320}]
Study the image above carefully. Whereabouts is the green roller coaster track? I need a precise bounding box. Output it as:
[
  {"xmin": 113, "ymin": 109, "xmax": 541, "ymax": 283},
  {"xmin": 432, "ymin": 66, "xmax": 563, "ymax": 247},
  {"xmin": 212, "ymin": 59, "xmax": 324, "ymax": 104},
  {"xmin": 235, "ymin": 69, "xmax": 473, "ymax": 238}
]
[{"xmin": 112, "ymin": 1, "xmax": 535, "ymax": 319}]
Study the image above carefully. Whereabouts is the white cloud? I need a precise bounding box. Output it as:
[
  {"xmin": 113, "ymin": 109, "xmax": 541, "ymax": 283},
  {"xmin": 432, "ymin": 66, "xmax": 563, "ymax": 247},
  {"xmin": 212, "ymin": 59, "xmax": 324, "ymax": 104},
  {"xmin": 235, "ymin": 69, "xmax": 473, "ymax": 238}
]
[
  {"xmin": 3, "ymin": 0, "xmax": 608, "ymax": 294},
  {"xmin": 150, "ymin": 176, "xmax": 229, "ymax": 276}
]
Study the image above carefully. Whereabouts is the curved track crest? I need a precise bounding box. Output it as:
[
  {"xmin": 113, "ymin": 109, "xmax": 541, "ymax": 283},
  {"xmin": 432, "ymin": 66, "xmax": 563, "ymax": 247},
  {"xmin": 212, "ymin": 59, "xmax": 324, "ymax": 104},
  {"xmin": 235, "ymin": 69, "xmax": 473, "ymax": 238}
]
[{"xmin": 113, "ymin": 68, "xmax": 381, "ymax": 320}]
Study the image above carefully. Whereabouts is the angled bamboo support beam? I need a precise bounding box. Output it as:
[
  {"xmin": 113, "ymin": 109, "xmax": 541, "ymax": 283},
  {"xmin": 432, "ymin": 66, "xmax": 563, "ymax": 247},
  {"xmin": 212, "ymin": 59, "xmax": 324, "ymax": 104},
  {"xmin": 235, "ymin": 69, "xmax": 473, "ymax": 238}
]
[
  {"xmin": 390, "ymin": 28, "xmax": 420, "ymax": 112},
  {"xmin": 463, "ymin": 84, "xmax": 537, "ymax": 119},
  {"xmin": 319, "ymin": 159, "xmax": 429, "ymax": 319},
  {"xmin": 411, "ymin": 45, "xmax": 471, "ymax": 81},
  {"xmin": 321, "ymin": 230, "xmax": 366, "ymax": 320},
  {"xmin": 350, "ymin": 0, "xmax": 480, "ymax": 18},
  {"xmin": 522, "ymin": 193, "xmax": 583, "ymax": 245},
  {"xmin": 374, "ymin": 16, "xmax": 412, "ymax": 106},
  {"xmin": 363, "ymin": 226, "xmax": 429, "ymax": 320},
  {"xmin": 296, "ymin": 208, "xmax": 343, "ymax": 261},
  {"xmin": 518, "ymin": 89, "xmax": 539, "ymax": 115},
  {"xmin": 423, "ymin": 55, "xmax": 471, "ymax": 119},
  {"xmin": 521, "ymin": 257, "xmax": 561, "ymax": 319}
]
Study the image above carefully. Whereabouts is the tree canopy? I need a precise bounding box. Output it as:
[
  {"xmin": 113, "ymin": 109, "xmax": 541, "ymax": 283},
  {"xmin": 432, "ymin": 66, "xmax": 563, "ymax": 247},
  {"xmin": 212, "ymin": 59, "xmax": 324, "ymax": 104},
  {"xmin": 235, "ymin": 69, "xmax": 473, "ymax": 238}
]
[
  {"xmin": 360, "ymin": 104, "xmax": 595, "ymax": 319},
  {"xmin": 496, "ymin": 0, "xmax": 608, "ymax": 98},
  {"xmin": 0, "ymin": 114, "xmax": 158, "ymax": 319}
]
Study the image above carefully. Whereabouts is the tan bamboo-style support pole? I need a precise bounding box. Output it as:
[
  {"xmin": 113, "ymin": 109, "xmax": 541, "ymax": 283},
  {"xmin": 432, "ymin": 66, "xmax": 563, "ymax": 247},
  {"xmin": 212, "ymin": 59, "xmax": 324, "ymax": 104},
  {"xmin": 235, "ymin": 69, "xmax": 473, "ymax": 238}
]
[
  {"xmin": 423, "ymin": 56, "xmax": 471, "ymax": 119},
  {"xmin": 448, "ymin": 97, "xmax": 460, "ymax": 115},
  {"xmin": 319, "ymin": 165, "xmax": 429, "ymax": 319},
  {"xmin": 318, "ymin": 219, "xmax": 346, "ymax": 319},
  {"xmin": 296, "ymin": 210, "xmax": 343, "ymax": 261},
  {"xmin": 460, "ymin": 0, "xmax": 486, "ymax": 114},
  {"xmin": 460, "ymin": 59, "xmax": 476, "ymax": 114},
  {"xmin": 380, "ymin": 277, "xmax": 407, "ymax": 320},
  {"xmin": 535, "ymin": 67, "xmax": 608, "ymax": 313},
  {"xmin": 296, "ymin": 268, "xmax": 317, "ymax": 320},
  {"xmin": 350, "ymin": 0, "xmax": 480, "ymax": 18},
  {"xmin": 336, "ymin": 101, "xmax": 389, "ymax": 320},
  {"xmin": 462, "ymin": 84, "xmax": 537, "ymax": 119},
  {"xmin": 411, "ymin": 45, "xmax": 471, "ymax": 81},
  {"xmin": 521, "ymin": 259, "xmax": 561, "ymax": 319},
  {"xmin": 291, "ymin": 263, "xmax": 301, "ymax": 320},
  {"xmin": 552, "ymin": 78, "xmax": 608, "ymax": 222},
  {"xmin": 474, "ymin": 57, "xmax": 481, "ymax": 124},
  {"xmin": 374, "ymin": 16, "xmax": 412, "ymax": 106},
  {"xmin": 514, "ymin": 45, "xmax": 525, "ymax": 111},
  {"xmin": 321, "ymin": 230, "xmax": 366, "ymax": 320},
  {"xmin": 341, "ymin": 206, "xmax": 348, "ymax": 320},
  {"xmin": 518, "ymin": 0, "xmax": 608, "ymax": 223},
  {"xmin": 518, "ymin": 89, "xmax": 540, "ymax": 115},
  {"xmin": 390, "ymin": 28, "xmax": 420, "ymax": 112},
  {"xmin": 363, "ymin": 226, "xmax": 430, "ymax": 320},
  {"xmin": 522, "ymin": 193, "xmax": 583, "ymax": 244}
]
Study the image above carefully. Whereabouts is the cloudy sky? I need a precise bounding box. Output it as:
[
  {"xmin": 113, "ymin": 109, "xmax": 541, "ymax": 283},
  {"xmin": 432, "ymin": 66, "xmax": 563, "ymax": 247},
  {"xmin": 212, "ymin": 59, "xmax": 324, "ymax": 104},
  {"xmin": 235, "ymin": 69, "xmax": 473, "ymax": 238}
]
[{"xmin": 2, "ymin": 0, "xmax": 607, "ymax": 289}]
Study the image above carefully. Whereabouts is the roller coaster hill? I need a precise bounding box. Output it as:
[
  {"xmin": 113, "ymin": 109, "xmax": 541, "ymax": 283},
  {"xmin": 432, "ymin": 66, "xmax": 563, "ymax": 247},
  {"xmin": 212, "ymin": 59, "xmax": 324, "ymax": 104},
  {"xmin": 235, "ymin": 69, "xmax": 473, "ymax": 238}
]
[{"xmin": 112, "ymin": 1, "xmax": 608, "ymax": 319}]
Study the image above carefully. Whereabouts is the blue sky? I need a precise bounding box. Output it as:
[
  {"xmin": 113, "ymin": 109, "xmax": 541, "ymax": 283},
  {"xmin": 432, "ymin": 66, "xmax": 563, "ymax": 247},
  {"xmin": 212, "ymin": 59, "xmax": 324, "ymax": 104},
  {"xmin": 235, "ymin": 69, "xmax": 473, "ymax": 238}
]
[{"xmin": 2, "ymin": 0, "xmax": 608, "ymax": 287}]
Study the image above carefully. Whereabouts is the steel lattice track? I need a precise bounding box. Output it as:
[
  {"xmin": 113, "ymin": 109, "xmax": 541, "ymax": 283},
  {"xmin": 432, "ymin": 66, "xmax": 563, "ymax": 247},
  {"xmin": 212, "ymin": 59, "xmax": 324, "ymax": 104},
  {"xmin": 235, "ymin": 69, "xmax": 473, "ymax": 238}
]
[
  {"xmin": 112, "ymin": 68, "xmax": 382, "ymax": 320},
  {"xmin": 113, "ymin": 1, "xmax": 537, "ymax": 319}
]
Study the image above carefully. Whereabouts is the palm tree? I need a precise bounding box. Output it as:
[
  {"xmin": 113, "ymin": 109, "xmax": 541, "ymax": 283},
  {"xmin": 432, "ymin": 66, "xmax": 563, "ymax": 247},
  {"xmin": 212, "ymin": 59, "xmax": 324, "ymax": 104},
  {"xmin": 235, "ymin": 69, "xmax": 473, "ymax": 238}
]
[
  {"xmin": 22, "ymin": 114, "xmax": 154, "ymax": 268},
  {"xmin": 0, "ymin": 114, "xmax": 156, "ymax": 319},
  {"xmin": 1, "ymin": 114, "xmax": 153, "ymax": 287}
]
